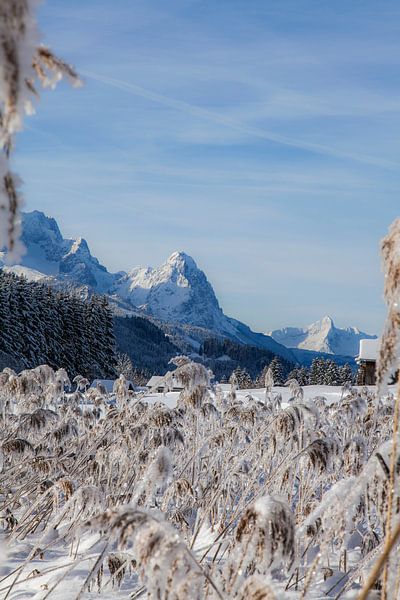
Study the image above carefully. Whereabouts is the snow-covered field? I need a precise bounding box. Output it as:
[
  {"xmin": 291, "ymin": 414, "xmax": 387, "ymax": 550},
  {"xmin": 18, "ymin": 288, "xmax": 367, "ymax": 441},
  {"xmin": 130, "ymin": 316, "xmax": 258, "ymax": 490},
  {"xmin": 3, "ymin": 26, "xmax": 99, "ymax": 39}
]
[
  {"xmin": 145, "ymin": 385, "xmax": 384, "ymax": 409},
  {"xmin": 0, "ymin": 364, "xmax": 399, "ymax": 599}
]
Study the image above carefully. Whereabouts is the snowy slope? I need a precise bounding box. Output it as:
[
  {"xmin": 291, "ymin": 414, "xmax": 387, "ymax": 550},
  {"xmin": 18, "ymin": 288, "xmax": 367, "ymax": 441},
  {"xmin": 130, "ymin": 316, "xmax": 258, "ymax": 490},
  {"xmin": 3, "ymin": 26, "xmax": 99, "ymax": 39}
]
[{"xmin": 269, "ymin": 315, "xmax": 377, "ymax": 357}]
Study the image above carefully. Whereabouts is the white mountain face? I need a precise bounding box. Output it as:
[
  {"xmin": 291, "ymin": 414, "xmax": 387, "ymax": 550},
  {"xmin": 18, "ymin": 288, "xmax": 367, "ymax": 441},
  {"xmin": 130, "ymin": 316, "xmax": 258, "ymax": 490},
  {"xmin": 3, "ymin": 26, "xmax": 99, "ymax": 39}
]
[
  {"xmin": 0, "ymin": 211, "xmax": 294, "ymax": 360},
  {"xmin": 115, "ymin": 251, "xmax": 227, "ymax": 330},
  {"xmin": 269, "ymin": 315, "xmax": 377, "ymax": 357},
  {"xmin": 113, "ymin": 252, "xmax": 296, "ymax": 358},
  {"xmin": 0, "ymin": 211, "xmax": 116, "ymax": 292}
]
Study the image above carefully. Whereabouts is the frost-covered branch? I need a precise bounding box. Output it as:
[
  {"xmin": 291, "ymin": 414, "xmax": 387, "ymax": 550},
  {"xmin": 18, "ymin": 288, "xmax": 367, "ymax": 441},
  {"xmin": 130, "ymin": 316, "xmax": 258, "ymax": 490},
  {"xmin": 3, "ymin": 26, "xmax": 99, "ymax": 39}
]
[{"xmin": 0, "ymin": 0, "xmax": 80, "ymax": 259}]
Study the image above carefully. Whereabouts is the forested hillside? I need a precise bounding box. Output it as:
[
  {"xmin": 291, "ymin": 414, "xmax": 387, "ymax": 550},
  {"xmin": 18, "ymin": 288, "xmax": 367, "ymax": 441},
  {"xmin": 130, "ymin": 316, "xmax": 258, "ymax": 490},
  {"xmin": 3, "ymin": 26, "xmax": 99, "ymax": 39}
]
[
  {"xmin": 0, "ymin": 271, "xmax": 116, "ymax": 378},
  {"xmin": 201, "ymin": 337, "xmax": 295, "ymax": 380},
  {"xmin": 113, "ymin": 315, "xmax": 180, "ymax": 375}
]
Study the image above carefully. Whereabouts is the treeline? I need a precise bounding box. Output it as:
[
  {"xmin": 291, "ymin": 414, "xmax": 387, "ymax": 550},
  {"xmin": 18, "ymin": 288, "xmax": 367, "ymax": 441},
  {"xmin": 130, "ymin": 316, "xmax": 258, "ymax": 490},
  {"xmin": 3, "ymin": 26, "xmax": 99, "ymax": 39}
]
[
  {"xmin": 201, "ymin": 337, "xmax": 295, "ymax": 380},
  {"xmin": 226, "ymin": 357, "xmax": 355, "ymax": 389},
  {"xmin": 0, "ymin": 271, "xmax": 116, "ymax": 378},
  {"xmin": 289, "ymin": 358, "xmax": 354, "ymax": 386}
]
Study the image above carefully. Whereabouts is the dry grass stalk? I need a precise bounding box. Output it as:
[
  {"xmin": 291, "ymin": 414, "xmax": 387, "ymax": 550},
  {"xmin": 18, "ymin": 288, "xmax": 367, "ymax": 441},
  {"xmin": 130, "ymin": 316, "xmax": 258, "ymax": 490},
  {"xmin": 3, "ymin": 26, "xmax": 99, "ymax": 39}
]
[
  {"xmin": 377, "ymin": 219, "xmax": 400, "ymax": 393},
  {"xmin": 357, "ymin": 520, "xmax": 400, "ymax": 600},
  {"xmin": 0, "ymin": 353, "xmax": 398, "ymax": 598}
]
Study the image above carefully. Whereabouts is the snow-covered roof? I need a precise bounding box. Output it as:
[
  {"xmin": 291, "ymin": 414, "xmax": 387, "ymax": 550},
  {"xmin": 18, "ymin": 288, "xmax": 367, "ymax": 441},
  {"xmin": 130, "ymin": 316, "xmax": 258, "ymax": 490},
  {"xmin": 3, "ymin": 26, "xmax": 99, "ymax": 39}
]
[
  {"xmin": 90, "ymin": 379, "xmax": 134, "ymax": 392},
  {"xmin": 357, "ymin": 338, "xmax": 380, "ymax": 362},
  {"xmin": 146, "ymin": 373, "xmax": 184, "ymax": 390},
  {"xmin": 147, "ymin": 376, "xmax": 166, "ymax": 388}
]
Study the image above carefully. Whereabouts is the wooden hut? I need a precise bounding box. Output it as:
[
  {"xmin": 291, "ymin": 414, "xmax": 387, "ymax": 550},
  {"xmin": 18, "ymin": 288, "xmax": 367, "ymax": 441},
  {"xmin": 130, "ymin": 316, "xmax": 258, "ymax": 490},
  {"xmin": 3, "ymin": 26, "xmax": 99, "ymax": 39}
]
[{"xmin": 356, "ymin": 339, "xmax": 379, "ymax": 385}]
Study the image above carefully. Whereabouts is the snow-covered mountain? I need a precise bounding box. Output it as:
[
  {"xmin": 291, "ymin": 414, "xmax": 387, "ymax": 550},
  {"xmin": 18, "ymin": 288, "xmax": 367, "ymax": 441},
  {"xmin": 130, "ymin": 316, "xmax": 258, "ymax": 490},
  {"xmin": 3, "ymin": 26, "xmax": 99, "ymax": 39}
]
[
  {"xmin": 115, "ymin": 251, "xmax": 224, "ymax": 330},
  {"xmin": 1, "ymin": 211, "xmax": 371, "ymax": 363},
  {"xmin": 0, "ymin": 211, "xmax": 294, "ymax": 361},
  {"xmin": 269, "ymin": 316, "xmax": 376, "ymax": 357},
  {"xmin": 0, "ymin": 211, "xmax": 116, "ymax": 292}
]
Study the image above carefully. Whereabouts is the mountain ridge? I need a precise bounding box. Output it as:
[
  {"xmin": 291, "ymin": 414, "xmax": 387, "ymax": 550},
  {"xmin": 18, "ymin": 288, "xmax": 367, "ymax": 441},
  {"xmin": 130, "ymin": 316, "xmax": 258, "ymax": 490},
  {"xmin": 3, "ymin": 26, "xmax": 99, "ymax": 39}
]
[
  {"xmin": 269, "ymin": 315, "xmax": 377, "ymax": 357},
  {"xmin": 0, "ymin": 211, "xmax": 374, "ymax": 364},
  {"xmin": 0, "ymin": 211, "xmax": 296, "ymax": 362}
]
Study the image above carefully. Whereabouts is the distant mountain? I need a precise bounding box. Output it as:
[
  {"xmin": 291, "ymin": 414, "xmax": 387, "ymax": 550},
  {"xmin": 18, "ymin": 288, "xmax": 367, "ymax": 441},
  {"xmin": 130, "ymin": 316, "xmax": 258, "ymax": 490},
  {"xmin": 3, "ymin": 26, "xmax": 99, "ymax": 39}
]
[
  {"xmin": 115, "ymin": 251, "xmax": 226, "ymax": 330},
  {"xmin": 269, "ymin": 315, "xmax": 377, "ymax": 357},
  {"xmin": 0, "ymin": 211, "xmax": 295, "ymax": 363}
]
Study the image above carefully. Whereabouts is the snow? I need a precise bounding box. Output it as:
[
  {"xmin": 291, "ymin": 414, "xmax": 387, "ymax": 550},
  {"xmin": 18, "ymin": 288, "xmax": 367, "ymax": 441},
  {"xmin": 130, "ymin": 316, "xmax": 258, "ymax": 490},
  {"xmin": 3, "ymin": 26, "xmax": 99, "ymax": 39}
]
[
  {"xmin": 1, "ymin": 211, "xmax": 117, "ymax": 293},
  {"xmin": 66, "ymin": 237, "xmax": 91, "ymax": 258},
  {"xmin": 3, "ymin": 243, "xmax": 60, "ymax": 277},
  {"xmin": 146, "ymin": 375, "xmax": 168, "ymax": 388},
  {"xmin": 118, "ymin": 253, "xmax": 193, "ymax": 314},
  {"xmin": 358, "ymin": 338, "xmax": 380, "ymax": 361},
  {"xmin": 2, "ymin": 265, "xmax": 49, "ymax": 282},
  {"xmin": 90, "ymin": 379, "xmax": 135, "ymax": 393},
  {"xmin": 0, "ymin": 376, "xmax": 397, "ymax": 599},
  {"xmin": 3, "ymin": 212, "xmax": 296, "ymax": 362},
  {"xmin": 143, "ymin": 384, "xmax": 393, "ymax": 409}
]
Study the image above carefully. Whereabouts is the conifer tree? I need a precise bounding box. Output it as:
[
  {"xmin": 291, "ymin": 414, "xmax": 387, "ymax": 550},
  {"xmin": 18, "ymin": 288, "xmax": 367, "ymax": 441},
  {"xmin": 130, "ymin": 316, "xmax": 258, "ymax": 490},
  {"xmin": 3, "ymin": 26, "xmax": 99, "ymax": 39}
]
[
  {"xmin": 236, "ymin": 367, "xmax": 253, "ymax": 389},
  {"xmin": 324, "ymin": 360, "xmax": 340, "ymax": 385},
  {"xmin": 339, "ymin": 363, "xmax": 354, "ymax": 386},
  {"xmin": 269, "ymin": 356, "xmax": 284, "ymax": 385},
  {"xmin": 310, "ymin": 358, "xmax": 324, "ymax": 385}
]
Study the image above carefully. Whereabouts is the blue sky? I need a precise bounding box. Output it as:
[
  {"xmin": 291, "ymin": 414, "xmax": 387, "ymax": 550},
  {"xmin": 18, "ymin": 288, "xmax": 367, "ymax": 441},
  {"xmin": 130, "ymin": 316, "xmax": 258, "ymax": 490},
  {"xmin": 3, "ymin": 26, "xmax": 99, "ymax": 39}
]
[{"xmin": 14, "ymin": 0, "xmax": 400, "ymax": 334}]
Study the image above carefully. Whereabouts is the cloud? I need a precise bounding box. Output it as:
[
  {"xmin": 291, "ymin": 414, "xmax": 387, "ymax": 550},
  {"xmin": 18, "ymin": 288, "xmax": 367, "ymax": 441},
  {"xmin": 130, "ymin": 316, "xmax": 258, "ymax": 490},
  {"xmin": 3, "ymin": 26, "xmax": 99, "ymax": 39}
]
[{"xmin": 80, "ymin": 70, "xmax": 400, "ymax": 170}]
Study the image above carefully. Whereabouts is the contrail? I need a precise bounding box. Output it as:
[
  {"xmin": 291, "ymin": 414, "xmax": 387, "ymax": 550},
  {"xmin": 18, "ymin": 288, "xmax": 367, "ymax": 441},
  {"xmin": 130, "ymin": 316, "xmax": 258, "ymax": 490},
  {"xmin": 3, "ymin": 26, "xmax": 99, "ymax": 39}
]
[{"xmin": 81, "ymin": 69, "xmax": 399, "ymax": 170}]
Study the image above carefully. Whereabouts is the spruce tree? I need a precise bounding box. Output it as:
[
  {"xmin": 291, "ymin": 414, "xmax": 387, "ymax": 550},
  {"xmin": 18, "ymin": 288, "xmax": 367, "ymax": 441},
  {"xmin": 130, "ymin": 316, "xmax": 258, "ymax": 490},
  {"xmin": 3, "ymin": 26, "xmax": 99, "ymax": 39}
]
[
  {"xmin": 310, "ymin": 358, "xmax": 324, "ymax": 385},
  {"xmin": 269, "ymin": 357, "xmax": 284, "ymax": 386},
  {"xmin": 339, "ymin": 363, "xmax": 353, "ymax": 386},
  {"xmin": 324, "ymin": 360, "xmax": 340, "ymax": 385}
]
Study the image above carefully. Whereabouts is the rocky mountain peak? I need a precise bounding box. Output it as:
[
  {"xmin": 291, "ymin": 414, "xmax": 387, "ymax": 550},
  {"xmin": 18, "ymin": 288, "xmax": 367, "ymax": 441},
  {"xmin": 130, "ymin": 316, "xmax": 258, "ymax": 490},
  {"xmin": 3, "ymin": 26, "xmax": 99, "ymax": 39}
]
[
  {"xmin": 21, "ymin": 210, "xmax": 63, "ymax": 246},
  {"xmin": 167, "ymin": 250, "xmax": 197, "ymax": 270}
]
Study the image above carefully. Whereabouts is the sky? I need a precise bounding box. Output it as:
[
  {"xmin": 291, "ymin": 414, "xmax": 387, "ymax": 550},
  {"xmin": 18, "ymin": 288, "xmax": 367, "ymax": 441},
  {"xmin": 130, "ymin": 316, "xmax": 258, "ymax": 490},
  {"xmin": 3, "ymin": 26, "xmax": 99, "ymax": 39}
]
[{"xmin": 14, "ymin": 0, "xmax": 400, "ymax": 335}]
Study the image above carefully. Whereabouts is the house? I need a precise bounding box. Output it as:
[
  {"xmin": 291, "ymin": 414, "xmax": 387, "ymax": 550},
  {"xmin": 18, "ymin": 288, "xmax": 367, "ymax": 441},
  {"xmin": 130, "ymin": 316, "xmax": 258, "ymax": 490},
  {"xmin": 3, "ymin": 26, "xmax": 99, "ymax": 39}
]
[
  {"xmin": 146, "ymin": 372, "xmax": 184, "ymax": 393},
  {"xmin": 146, "ymin": 376, "xmax": 166, "ymax": 393},
  {"xmin": 356, "ymin": 339, "xmax": 380, "ymax": 385},
  {"xmin": 90, "ymin": 379, "xmax": 136, "ymax": 393}
]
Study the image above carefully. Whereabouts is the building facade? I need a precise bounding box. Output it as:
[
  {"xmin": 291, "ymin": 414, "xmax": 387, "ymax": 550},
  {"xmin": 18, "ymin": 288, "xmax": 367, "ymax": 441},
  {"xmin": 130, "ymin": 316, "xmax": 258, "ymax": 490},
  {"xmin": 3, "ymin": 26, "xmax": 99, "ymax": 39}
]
[{"xmin": 356, "ymin": 339, "xmax": 379, "ymax": 385}]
